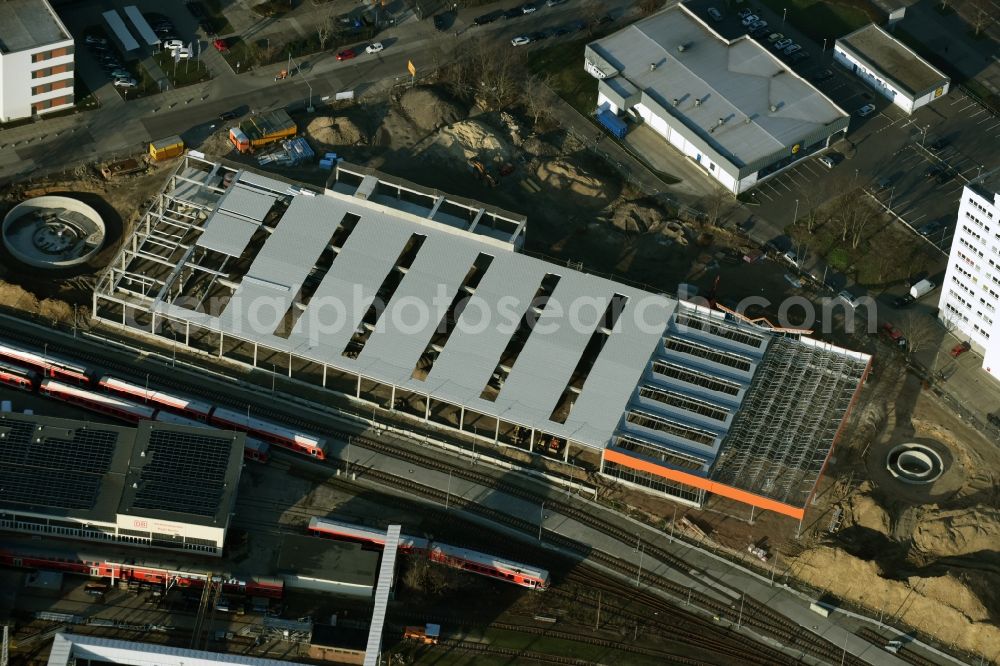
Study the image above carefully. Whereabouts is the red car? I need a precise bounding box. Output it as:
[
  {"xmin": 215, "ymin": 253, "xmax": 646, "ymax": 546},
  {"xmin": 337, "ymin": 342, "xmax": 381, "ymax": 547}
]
[
  {"xmin": 213, "ymin": 38, "xmax": 228, "ymax": 52},
  {"xmin": 336, "ymin": 49, "xmax": 356, "ymax": 61}
]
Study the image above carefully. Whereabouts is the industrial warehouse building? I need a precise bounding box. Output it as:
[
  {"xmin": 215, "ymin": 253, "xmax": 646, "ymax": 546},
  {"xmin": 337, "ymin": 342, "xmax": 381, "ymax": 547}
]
[
  {"xmin": 938, "ymin": 169, "xmax": 1000, "ymax": 382},
  {"xmin": 584, "ymin": 4, "xmax": 850, "ymax": 194},
  {"xmin": 834, "ymin": 24, "xmax": 949, "ymax": 115},
  {"xmin": 0, "ymin": 413, "xmax": 245, "ymax": 555},
  {"xmin": 93, "ymin": 156, "xmax": 870, "ymax": 520},
  {"xmin": 47, "ymin": 634, "xmax": 311, "ymax": 666},
  {"xmin": 0, "ymin": 0, "xmax": 74, "ymax": 122}
]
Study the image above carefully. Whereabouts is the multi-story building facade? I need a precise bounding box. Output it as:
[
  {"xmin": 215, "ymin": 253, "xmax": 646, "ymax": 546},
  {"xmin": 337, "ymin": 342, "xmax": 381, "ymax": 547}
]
[
  {"xmin": 939, "ymin": 170, "xmax": 1000, "ymax": 382},
  {"xmin": 0, "ymin": 0, "xmax": 74, "ymax": 122}
]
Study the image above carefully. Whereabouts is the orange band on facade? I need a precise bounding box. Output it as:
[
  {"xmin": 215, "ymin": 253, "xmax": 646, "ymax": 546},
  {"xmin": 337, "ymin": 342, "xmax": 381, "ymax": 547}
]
[{"xmin": 603, "ymin": 448, "xmax": 806, "ymax": 519}]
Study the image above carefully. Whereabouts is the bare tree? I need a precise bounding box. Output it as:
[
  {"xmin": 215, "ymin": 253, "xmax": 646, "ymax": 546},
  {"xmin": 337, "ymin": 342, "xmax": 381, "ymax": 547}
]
[
  {"xmin": 317, "ymin": 10, "xmax": 334, "ymax": 52},
  {"xmin": 900, "ymin": 311, "xmax": 941, "ymax": 357},
  {"xmin": 700, "ymin": 188, "xmax": 735, "ymax": 228},
  {"xmin": 833, "ymin": 188, "xmax": 878, "ymax": 249},
  {"xmin": 962, "ymin": 0, "xmax": 995, "ymax": 35},
  {"xmin": 523, "ymin": 73, "xmax": 557, "ymax": 127}
]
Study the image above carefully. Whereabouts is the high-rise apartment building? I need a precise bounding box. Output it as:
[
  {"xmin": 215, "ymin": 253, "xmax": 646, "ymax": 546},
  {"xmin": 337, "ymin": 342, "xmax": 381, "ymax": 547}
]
[
  {"xmin": 0, "ymin": 0, "xmax": 74, "ymax": 122},
  {"xmin": 938, "ymin": 170, "xmax": 1000, "ymax": 382}
]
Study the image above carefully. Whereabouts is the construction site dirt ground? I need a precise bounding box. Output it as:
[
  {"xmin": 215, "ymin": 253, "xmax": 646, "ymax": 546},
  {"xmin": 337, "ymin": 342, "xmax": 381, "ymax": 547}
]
[{"xmin": 3, "ymin": 85, "xmax": 997, "ymax": 661}]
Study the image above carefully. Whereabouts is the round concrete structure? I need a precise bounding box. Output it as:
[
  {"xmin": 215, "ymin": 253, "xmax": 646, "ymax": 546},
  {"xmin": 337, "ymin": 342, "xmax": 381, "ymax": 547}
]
[
  {"xmin": 886, "ymin": 443, "xmax": 944, "ymax": 484},
  {"xmin": 2, "ymin": 196, "xmax": 105, "ymax": 269}
]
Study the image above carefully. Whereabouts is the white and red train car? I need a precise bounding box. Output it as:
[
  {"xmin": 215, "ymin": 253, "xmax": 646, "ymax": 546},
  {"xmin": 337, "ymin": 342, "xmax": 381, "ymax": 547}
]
[
  {"xmin": 99, "ymin": 376, "xmax": 213, "ymax": 420},
  {"xmin": 0, "ymin": 360, "xmax": 37, "ymax": 391},
  {"xmin": 308, "ymin": 517, "xmax": 550, "ymax": 590},
  {"xmin": 41, "ymin": 379, "xmax": 157, "ymax": 422},
  {"xmin": 210, "ymin": 406, "xmax": 327, "ymax": 460},
  {"xmin": 0, "ymin": 544, "xmax": 283, "ymax": 598},
  {"xmin": 0, "ymin": 341, "xmax": 89, "ymax": 383},
  {"xmin": 154, "ymin": 410, "xmax": 271, "ymax": 462}
]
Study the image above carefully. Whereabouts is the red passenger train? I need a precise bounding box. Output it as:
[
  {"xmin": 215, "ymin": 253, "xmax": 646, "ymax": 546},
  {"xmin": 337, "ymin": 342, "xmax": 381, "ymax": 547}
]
[
  {"xmin": 0, "ymin": 340, "xmax": 89, "ymax": 383},
  {"xmin": 0, "ymin": 544, "xmax": 283, "ymax": 598},
  {"xmin": 0, "ymin": 360, "xmax": 36, "ymax": 391},
  {"xmin": 308, "ymin": 517, "xmax": 550, "ymax": 590}
]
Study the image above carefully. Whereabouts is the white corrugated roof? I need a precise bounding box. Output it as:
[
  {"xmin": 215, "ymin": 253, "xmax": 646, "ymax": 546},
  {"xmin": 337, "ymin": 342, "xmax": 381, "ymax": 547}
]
[{"xmin": 47, "ymin": 633, "xmax": 310, "ymax": 666}]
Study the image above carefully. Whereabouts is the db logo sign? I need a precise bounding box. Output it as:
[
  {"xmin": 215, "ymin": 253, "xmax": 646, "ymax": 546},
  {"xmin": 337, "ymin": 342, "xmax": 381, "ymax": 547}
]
[{"xmin": 133, "ymin": 519, "xmax": 148, "ymax": 528}]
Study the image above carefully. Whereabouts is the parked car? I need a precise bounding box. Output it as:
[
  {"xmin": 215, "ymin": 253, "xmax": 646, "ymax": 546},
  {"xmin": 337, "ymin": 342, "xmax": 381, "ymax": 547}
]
[
  {"xmin": 857, "ymin": 103, "xmax": 876, "ymax": 117},
  {"xmin": 917, "ymin": 219, "xmax": 947, "ymax": 236},
  {"xmin": 749, "ymin": 19, "xmax": 768, "ymax": 30},
  {"xmin": 814, "ymin": 69, "xmax": 834, "ymax": 82},
  {"xmin": 818, "ymin": 155, "xmax": 836, "ymax": 169},
  {"xmin": 707, "ymin": 7, "xmax": 723, "ymax": 21},
  {"xmin": 924, "ymin": 164, "xmax": 944, "ymax": 179},
  {"xmin": 110, "ymin": 68, "xmax": 130, "ymax": 79},
  {"xmin": 838, "ymin": 290, "xmax": 859, "ymax": 308},
  {"xmin": 893, "ymin": 293, "xmax": 915, "ymax": 308},
  {"xmin": 928, "ymin": 138, "xmax": 949, "ymax": 152},
  {"xmin": 767, "ymin": 32, "xmax": 784, "ymax": 42},
  {"xmin": 774, "ymin": 38, "xmax": 793, "ymax": 49},
  {"xmin": 163, "ymin": 39, "xmax": 184, "ymax": 51},
  {"xmin": 738, "ymin": 7, "xmax": 753, "ymax": 18},
  {"xmin": 783, "ymin": 250, "xmax": 801, "ymax": 268},
  {"xmin": 365, "ymin": 42, "xmax": 384, "ymax": 54},
  {"xmin": 749, "ymin": 26, "xmax": 768, "ymax": 38},
  {"xmin": 336, "ymin": 49, "xmax": 356, "ymax": 60},
  {"xmin": 219, "ymin": 110, "xmax": 240, "ymax": 121},
  {"xmin": 521, "ymin": 2, "xmax": 538, "ymax": 13},
  {"xmin": 790, "ymin": 51, "xmax": 810, "ymax": 63},
  {"xmin": 433, "ymin": 13, "xmax": 449, "ymax": 30},
  {"xmin": 213, "ymin": 38, "xmax": 228, "ymax": 52},
  {"xmin": 85, "ymin": 35, "xmax": 107, "ymax": 46},
  {"xmin": 175, "ymin": 48, "xmax": 192, "ymax": 59},
  {"xmin": 783, "ymin": 44, "xmax": 801, "ymax": 55},
  {"xmin": 741, "ymin": 13, "xmax": 759, "ymax": 26},
  {"xmin": 511, "ymin": 35, "xmax": 531, "ymax": 46},
  {"xmin": 473, "ymin": 10, "xmax": 502, "ymax": 25},
  {"xmin": 114, "ymin": 78, "xmax": 137, "ymax": 88},
  {"xmin": 546, "ymin": 0, "xmax": 567, "ymax": 5}
]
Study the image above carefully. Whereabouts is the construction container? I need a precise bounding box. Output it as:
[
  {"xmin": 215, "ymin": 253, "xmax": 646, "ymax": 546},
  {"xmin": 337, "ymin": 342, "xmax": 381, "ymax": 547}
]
[
  {"xmin": 229, "ymin": 109, "xmax": 297, "ymax": 153},
  {"xmin": 148, "ymin": 136, "xmax": 184, "ymax": 161}
]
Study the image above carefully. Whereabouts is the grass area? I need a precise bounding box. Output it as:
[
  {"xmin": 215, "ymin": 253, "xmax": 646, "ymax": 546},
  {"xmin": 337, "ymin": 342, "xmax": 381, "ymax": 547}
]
[
  {"xmin": 527, "ymin": 38, "xmax": 598, "ymax": 117},
  {"xmin": 154, "ymin": 50, "xmax": 212, "ymax": 87},
  {"xmin": 752, "ymin": 0, "xmax": 877, "ymax": 42}
]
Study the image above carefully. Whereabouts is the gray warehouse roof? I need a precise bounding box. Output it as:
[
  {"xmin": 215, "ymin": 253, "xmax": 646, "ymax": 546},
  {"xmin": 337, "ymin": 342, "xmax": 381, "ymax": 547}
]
[
  {"xmin": 836, "ymin": 24, "xmax": 948, "ymax": 97},
  {"xmin": 0, "ymin": 413, "xmax": 244, "ymax": 529},
  {"xmin": 587, "ymin": 5, "xmax": 848, "ymax": 169},
  {"xmin": 0, "ymin": 0, "xmax": 68, "ymax": 53}
]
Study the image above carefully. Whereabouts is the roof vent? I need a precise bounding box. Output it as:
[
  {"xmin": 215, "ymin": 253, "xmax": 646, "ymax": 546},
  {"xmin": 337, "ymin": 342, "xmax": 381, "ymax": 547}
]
[
  {"xmin": 744, "ymin": 117, "xmax": 751, "ymax": 124},
  {"xmin": 769, "ymin": 104, "xmax": 778, "ymax": 113},
  {"xmin": 694, "ymin": 98, "xmax": 702, "ymax": 107},
  {"xmin": 672, "ymin": 98, "xmax": 680, "ymax": 106},
  {"xmin": 650, "ymin": 62, "xmax": 657, "ymax": 71},
  {"xmin": 677, "ymin": 44, "xmax": 686, "ymax": 52},
  {"xmin": 718, "ymin": 117, "xmax": 725, "ymax": 126}
]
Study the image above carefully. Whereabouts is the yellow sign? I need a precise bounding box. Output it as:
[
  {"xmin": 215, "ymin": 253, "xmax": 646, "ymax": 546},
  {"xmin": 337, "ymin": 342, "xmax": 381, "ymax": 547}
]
[
  {"xmin": 407, "ymin": 60, "xmax": 416, "ymax": 77},
  {"xmin": 934, "ymin": 86, "xmax": 944, "ymax": 98},
  {"xmin": 791, "ymin": 143, "xmax": 801, "ymax": 154}
]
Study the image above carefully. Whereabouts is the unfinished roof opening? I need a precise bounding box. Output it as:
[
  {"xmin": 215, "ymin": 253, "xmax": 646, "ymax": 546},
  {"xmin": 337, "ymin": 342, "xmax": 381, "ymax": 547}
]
[{"xmin": 342, "ymin": 234, "xmax": 426, "ymax": 359}]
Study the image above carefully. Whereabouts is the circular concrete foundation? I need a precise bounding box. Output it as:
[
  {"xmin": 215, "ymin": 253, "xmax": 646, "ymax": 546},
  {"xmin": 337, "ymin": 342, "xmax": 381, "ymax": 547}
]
[
  {"xmin": 2, "ymin": 195, "xmax": 105, "ymax": 269},
  {"xmin": 886, "ymin": 443, "xmax": 944, "ymax": 484}
]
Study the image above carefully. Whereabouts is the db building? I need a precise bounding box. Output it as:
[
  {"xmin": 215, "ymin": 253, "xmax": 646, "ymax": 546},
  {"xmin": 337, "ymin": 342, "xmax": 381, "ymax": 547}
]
[{"xmin": 0, "ymin": 413, "xmax": 245, "ymax": 556}]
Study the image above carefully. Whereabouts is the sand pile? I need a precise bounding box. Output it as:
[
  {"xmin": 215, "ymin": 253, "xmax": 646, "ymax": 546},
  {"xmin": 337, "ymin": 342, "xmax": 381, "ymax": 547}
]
[
  {"xmin": 789, "ymin": 545, "xmax": 999, "ymax": 657},
  {"xmin": 536, "ymin": 158, "xmax": 611, "ymax": 201},
  {"xmin": 428, "ymin": 119, "xmax": 512, "ymax": 163},
  {"xmin": 911, "ymin": 505, "xmax": 1000, "ymax": 557},
  {"xmin": 400, "ymin": 87, "xmax": 465, "ymax": 132},
  {"xmin": 843, "ymin": 487, "xmax": 891, "ymax": 534},
  {"xmin": 200, "ymin": 129, "xmax": 234, "ymax": 156},
  {"xmin": 609, "ymin": 200, "xmax": 668, "ymax": 234},
  {"xmin": 305, "ymin": 116, "xmax": 365, "ymax": 150}
]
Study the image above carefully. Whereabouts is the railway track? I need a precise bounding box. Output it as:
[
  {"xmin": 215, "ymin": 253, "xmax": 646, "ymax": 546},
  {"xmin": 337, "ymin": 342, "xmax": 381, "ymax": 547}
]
[
  {"xmin": 0, "ymin": 322, "xmax": 867, "ymax": 665},
  {"xmin": 856, "ymin": 627, "xmax": 940, "ymax": 666}
]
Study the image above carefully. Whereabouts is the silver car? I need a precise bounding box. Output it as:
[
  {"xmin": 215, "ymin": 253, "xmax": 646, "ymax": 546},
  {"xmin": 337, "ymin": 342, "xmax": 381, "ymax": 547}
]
[{"xmin": 783, "ymin": 44, "xmax": 801, "ymax": 55}]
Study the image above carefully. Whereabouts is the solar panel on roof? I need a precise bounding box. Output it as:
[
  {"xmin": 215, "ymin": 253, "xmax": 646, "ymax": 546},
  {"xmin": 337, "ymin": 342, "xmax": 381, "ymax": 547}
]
[
  {"xmin": 127, "ymin": 429, "xmax": 233, "ymax": 517},
  {"xmin": 0, "ymin": 420, "xmax": 119, "ymax": 511}
]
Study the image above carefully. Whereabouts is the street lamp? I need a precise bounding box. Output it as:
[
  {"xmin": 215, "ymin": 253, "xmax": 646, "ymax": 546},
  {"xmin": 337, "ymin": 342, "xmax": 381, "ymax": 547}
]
[
  {"xmin": 822, "ymin": 38, "xmax": 827, "ymax": 52},
  {"xmin": 782, "ymin": 8, "xmax": 787, "ymax": 25},
  {"xmin": 793, "ymin": 198, "xmax": 799, "ymax": 224}
]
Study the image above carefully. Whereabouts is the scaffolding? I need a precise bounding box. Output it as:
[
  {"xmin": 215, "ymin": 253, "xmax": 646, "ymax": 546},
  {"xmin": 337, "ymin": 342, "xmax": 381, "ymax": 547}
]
[{"xmin": 711, "ymin": 337, "xmax": 870, "ymax": 506}]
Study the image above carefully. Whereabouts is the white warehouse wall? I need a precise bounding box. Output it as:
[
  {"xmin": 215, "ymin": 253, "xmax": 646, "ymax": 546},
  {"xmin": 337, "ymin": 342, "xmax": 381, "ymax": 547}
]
[{"xmin": 0, "ymin": 39, "xmax": 74, "ymax": 122}]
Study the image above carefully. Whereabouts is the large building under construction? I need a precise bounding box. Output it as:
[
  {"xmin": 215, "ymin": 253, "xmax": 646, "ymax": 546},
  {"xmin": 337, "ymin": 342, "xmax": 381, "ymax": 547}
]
[{"xmin": 92, "ymin": 155, "xmax": 870, "ymax": 519}]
